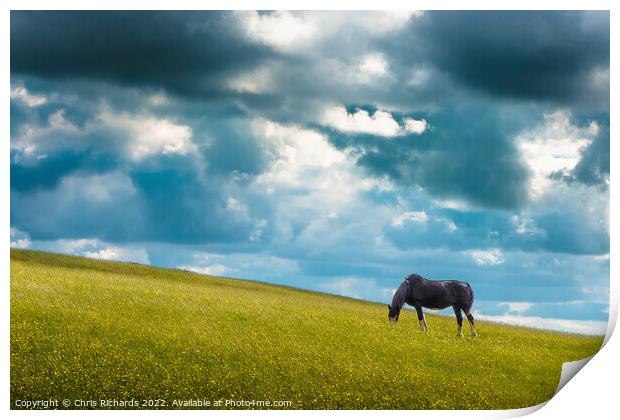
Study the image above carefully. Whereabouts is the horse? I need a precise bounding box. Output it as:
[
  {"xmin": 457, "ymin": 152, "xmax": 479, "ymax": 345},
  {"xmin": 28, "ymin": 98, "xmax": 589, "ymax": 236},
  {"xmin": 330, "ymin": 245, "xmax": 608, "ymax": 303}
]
[{"xmin": 387, "ymin": 273, "xmax": 477, "ymax": 337}]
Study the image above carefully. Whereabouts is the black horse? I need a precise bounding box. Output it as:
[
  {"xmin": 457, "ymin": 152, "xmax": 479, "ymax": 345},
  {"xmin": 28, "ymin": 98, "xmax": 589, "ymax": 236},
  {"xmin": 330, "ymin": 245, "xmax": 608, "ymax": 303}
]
[{"xmin": 387, "ymin": 273, "xmax": 477, "ymax": 337}]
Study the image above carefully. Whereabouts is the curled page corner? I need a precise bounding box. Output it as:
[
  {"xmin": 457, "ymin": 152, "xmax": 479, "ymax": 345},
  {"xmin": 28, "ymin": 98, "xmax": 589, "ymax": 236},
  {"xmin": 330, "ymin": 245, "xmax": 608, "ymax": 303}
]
[
  {"xmin": 503, "ymin": 401, "xmax": 548, "ymax": 418},
  {"xmin": 554, "ymin": 355, "xmax": 594, "ymax": 395},
  {"xmin": 509, "ymin": 314, "xmax": 613, "ymax": 417},
  {"xmin": 510, "ymin": 356, "xmax": 597, "ymax": 418},
  {"xmin": 550, "ymin": 302, "xmax": 617, "ymax": 399},
  {"xmin": 603, "ymin": 306, "xmax": 617, "ymax": 347}
]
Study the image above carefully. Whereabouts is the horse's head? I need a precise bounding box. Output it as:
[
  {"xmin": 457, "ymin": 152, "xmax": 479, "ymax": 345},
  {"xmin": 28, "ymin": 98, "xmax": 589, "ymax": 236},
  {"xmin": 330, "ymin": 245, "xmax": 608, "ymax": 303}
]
[{"xmin": 387, "ymin": 304, "xmax": 400, "ymax": 327}]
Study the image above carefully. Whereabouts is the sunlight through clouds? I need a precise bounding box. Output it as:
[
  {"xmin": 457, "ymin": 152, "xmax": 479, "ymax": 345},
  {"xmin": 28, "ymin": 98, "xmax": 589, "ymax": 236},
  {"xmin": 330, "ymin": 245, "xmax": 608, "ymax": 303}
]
[{"xmin": 321, "ymin": 106, "xmax": 427, "ymax": 137}]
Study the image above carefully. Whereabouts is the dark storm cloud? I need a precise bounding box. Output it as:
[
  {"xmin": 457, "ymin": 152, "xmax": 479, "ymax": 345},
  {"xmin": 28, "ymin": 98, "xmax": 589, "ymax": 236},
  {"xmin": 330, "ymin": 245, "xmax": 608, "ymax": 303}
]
[
  {"xmin": 11, "ymin": 161, "xmax": 261, "ymax": 244},
  {"xmin": 10, "ymin": 125, "xmax": 270, "ymax": 244},
  {"xmin": 385, "ymin": 205, "xmax": 609, "ymax": 256},
  {"xmin": 571, "ymin": 122, "xmax": 610, "ymax": 186},
  {"xmin": 405, "ymin": 11, "xmax": 609, "ymax": 104},
  {"xmin": 11, "ymin": 11, "xmax": 273, "ymax": 98},
  {"xmin": 11, "ymin": 150, "xmax": 117, "ymax": 193},
  {"xmin": 129, "ymin": 168, "xmax": 252, "ymax": 244},
  {"xmin": 9, "ymin": 11, "xmax": 609, "ymax": 253},
  {"xmin": 10, "ymin": 172, "xmax": 144, "ymax": 242},
  {"xmin": 333, "ymin": 103, "xmax": 532, "ymax": 209},
  {"xmin": 535, "ymin": 210, "xmax": 608, "ymax": 255},
  {"xmin": 9, "ymin": 78, "xmax": 274, "ymax": 195}
]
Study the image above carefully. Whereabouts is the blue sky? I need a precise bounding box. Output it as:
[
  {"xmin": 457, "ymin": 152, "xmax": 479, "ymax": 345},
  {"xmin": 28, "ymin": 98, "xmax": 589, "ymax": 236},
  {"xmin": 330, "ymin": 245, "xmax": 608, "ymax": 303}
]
[{"xmin": 10, "ymin": 11, "xmax": 610, "ymax": 334}]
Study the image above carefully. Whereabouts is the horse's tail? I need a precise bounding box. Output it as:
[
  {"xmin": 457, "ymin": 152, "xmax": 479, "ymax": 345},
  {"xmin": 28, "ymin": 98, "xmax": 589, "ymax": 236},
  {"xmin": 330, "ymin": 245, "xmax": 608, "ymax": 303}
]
[{"xmin": 463, "ymin": 281, "xmax": 474, "ymax": 312}]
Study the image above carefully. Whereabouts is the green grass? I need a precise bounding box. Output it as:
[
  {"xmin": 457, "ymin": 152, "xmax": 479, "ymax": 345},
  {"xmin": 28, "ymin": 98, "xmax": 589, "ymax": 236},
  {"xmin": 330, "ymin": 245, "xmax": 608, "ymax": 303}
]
[{"xmin": 11, "ymin": 249, "xmax": 604, "ymax": 410}]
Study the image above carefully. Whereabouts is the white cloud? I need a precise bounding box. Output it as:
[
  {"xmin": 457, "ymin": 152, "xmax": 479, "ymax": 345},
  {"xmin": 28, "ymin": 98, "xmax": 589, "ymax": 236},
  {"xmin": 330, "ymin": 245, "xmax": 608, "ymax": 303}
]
[
  {"xmin": 444, "ymin": 220, "xmax": 458, "ymax": 232},
  {"xmin": 250, "ymin": 219, "xmax": 267, "ymax": 242},
  {"xmin": 469, "ymin": 248, "xmax": 505, "ymax": 266},
  {"xmin": 391, "ymin": 207, "xmax": 457, "ymax": 232},
  {"xmin": 321, "ymin": 106, "xmax": 427, "ymax": 137},
  {"xmin": 12, "ymin": 105, "xmax": 197, "ymax": 163},
  {"xmin": 55, "ymin": 238, "xmax": 101, "ymax": 254},
  {"xmin": 179, "ymin": 252, "xmax": 300, "ymax": 279},
  {"xmin": 10, "ymin": 228, "xmax": 31, "ymax": 249},
  {"xmin": 237, "ymin": 11, "xmax": 317, "ymax": 51},
  {"xmin": 226, "ymin": 197, "xmax": 250, "ymax": 218},
  {"xmin": 474, "ymin": 311, "xmax": 607, "ymax": 336},
  {"xmin": 318, "ymin": 276, "xmax": 393, "ymax": 301},
  {"xmin": 327, "ymin": 11, "xmax": 421, "ymax": 37},
  {"xmin": 357, "ymin": 53, "xmax": 389, "ymax": 81},
  {"xmin": 251, "ymin": 118, "xmax": 392, "ymax": 213},
  {"xmin": 510, "ymin": 214, "xmax": 546, "ymax": 236},
  {"xmin": 498, "ymin": 301, "xmax": 533, "ymax": 315},
  {"xmin": 407, "ymin": 67, "xmax": 431, "ymax": 87},
  {"xmin": 234, "ymin": 254, "xmax": 300, "ymax": 278},
  {"xmin": 391, "ymin": 211, "xmax": 428, "ymax": 227},
  {"xmin": 148, "ymin": 93, "xmax": 168, "ymax": 106},
  {"xmin": 236, "ymin": 11, "xmax": 421, "ymax": 52},
  {"xmin": 48, "ymin": 109, "xmax": 76, "ymax": 130},
  {"xmin": 354, "ymin": 11, "xmax": 422, "ymax": 35},
  {"xmin": 179, "ymin": 253, "xmax": 233, "ymax": 276},
  {"xmin": 589, "ymin": 66, "xmax": 609, "ymax": 86},
  {"xmin": 11, "ymin": 109, "xmax": 79, "ymax": 158},
  {"xmin": 403, "ymin": 117, "xmax": 428, "ymax": 135},
  {"xmin": 99, "ymin": 109, "xmax": 196, "ymax": 161},
  {"xmin": 325, "ymin": 53, "xmax": 393, "ymax": 86},
  {"xmin": 11, "ymin": 85, "xmax": 47, "ymax": 107},
  {"xmin": 431, "ymin": 198, "xmax": 474, "ymax": 211},
  {"xmin": 516, "ymin": 110, "xmax": 595, "ymax": 197},
  {"xmin": 83, "ymin": 246, "xmax": 150, "ymax": 265},
  {"xmin": 177, "ymin": 264, "xmax": 231, "ymax": 277},
  {"xmin": 227, "ymin": 65, "xmax": 273, "ymax": 94},
  {"xmin": 581, "ymin": 285, "xmax": 610, "ymax": 305},
  {"xmin": 57, "ymin": 172, "xmax": 138, "ymax": 205},
  {"xmin": 39, "ymin": 235, "xmax": 148, "ymax": 265},
  {"xmin": 252, "ymin": 119, "xmax": 347, "ymax": 188},
  {"xmin": 249, "ymin": 118, "xmax": 396, "ymax": 248}
]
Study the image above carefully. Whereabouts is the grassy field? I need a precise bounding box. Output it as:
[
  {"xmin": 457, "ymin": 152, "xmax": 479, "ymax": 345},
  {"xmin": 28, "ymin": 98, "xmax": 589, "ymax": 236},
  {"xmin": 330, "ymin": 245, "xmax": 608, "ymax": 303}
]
[{"xmin": 11, "ymin": 249, "xmax": 604, "ymax": 410}]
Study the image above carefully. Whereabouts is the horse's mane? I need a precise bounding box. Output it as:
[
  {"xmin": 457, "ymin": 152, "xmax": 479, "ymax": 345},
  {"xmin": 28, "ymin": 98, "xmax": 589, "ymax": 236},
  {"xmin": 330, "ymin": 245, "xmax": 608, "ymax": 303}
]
[
  {"xmin": 391, "ymin": 279, "xmax": 410, "ymax": 310},
  {"xmin": 392, "ymin": 274, "xmax": 429, "ymax": 310},
  {"xmin": 405, "ymin": 273, "xmax": 425, "ymax": 282}
]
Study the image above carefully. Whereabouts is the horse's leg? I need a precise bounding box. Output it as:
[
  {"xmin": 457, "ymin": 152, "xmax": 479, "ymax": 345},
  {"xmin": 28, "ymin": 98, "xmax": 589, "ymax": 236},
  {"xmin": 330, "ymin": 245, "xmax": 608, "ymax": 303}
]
[
  {"xmin": 453, "ymin": 306, "xmax": 463, "ymax": 337},
  {"xmin": 465, "ymin": 311, "xmax": 478, "ymax": 337},
  {"xmin": 414, "ymin": 305, "xmax": 427, "ymax": 332}
]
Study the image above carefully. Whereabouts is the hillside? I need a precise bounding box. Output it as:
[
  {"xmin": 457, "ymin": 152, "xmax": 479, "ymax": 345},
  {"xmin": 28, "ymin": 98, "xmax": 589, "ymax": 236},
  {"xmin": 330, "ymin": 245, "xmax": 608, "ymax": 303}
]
[{"xmin": 10, "ymin": 249, "xmax": 604, "ymax": 409}]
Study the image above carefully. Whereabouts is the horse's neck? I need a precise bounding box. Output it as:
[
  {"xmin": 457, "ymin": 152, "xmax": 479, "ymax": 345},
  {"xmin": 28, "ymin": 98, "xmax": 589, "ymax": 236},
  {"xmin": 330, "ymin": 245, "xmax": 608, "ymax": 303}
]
[
  {"xmin": 414, "ymin": 276, "xmax": 428, "ymax": 284},
  {"xmin": 403, "ymin": 279, "xmax": 420, "ymax": 304},
  {"xmin": 392, "ymin": 284, "xmax": 408, "ymax": 311}
]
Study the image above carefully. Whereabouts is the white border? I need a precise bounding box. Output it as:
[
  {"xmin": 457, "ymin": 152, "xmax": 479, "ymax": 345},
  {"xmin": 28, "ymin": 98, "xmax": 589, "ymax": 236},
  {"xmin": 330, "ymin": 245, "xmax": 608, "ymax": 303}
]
[{"xmin": 2, "ymin": 1, "xmax": 617, "ymax": 419}]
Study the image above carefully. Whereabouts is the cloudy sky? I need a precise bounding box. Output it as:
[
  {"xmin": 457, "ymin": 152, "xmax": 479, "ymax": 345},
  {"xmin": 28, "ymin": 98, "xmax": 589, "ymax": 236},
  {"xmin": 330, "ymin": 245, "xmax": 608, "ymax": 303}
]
[{"xmin": 10, "ymin": 11, "xmax": 610, "ymax": 334}]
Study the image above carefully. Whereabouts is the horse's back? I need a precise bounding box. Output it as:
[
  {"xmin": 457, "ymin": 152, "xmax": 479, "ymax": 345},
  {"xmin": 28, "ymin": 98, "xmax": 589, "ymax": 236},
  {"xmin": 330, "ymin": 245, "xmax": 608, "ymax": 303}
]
[
  {"xmin": 413, "ymin": 280, "xmax": 456, "ymax": 309},
  {"xmin": 430, "ymin": 280, "xmax": 474, "ymax": 309},
  {"xmin": 406, "ymin": 276, "xmax": 474, "ymax": 310}
]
